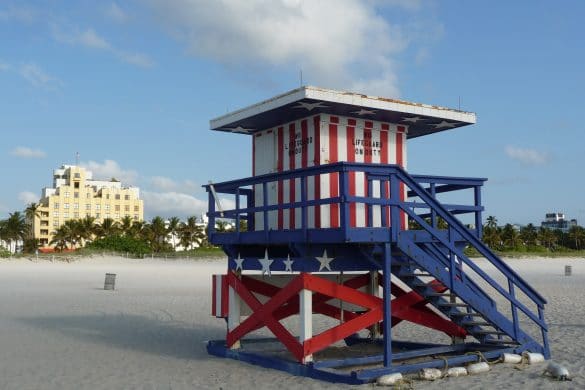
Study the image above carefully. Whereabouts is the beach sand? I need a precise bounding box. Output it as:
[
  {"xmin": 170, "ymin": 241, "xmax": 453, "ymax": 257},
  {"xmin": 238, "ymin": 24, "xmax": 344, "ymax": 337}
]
[{"xmin": 0, "ymin": 255, "xmax": 583, "ymax": 389}]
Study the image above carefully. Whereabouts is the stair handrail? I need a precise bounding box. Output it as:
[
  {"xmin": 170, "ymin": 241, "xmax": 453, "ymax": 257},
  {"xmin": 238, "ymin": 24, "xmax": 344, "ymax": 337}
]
[{"xmin": 384, "ymin": 164, "xmax": 547, "ymax": 306}]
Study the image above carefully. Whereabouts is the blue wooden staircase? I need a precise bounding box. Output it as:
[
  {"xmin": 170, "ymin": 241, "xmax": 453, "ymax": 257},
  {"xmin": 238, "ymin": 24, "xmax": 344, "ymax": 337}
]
[{"xmin": 205, "ymin": 162, "xmax": 550, "ymax": 382}]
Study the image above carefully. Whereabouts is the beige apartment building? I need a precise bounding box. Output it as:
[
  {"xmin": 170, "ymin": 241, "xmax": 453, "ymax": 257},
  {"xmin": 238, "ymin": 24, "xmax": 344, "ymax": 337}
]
[{"xmin": 34, "ymin": 165, "xmax": 144, "ymax": 247}]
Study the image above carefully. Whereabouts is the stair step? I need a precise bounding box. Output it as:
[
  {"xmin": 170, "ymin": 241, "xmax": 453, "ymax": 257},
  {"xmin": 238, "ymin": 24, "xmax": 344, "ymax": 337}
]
[
  {"xmin": 450, "ymin": 312, "xmax": 484, "ymax": 317},
  {"xmin": 438, "ymin": 302, "xmax": 469, "ymax": 308},
  {"xmin": 402, "ymin": 272, "xmax": 433, "ymax": 278},
  {"xmin": 483, "ymin": 338, "xmax": 518, "ymax": 345},
  {"xmin": 473, "ymin": 330, "xmax": 507, "ymax": 335},
  {"xmin": 461, "ymin": 321, "xmax": 490, "ymax": 326},
  {"xmin": 424, "ymin": 292, "xmax": 451, "ymax": 297}
]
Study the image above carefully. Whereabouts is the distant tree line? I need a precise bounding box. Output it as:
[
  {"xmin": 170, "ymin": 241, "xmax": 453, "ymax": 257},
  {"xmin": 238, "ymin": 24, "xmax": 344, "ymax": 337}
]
[
  {"xmin": 0, "ymin": 203, "xmax": 214, "ymax": 257},
  {"xmin": 482, "ymin": 215, "xmax": 585, "ymax": 252}
]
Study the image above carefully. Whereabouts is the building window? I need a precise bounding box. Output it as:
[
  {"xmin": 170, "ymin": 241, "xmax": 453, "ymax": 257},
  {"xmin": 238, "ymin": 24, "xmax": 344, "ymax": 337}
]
[
  {"xmin": 74, "ymin": 203, "xmax": 79, "ymax": 209},
  {"xmin": 134, "ymin": 214, "xmax": 139, "ymax": 220},
  {"xmin": 74, "ymin": 182, "xmax": 80, "ymax": 189},
  {"xmin": 54, "ymin": 211, "xmax": 59, "ymax": 217},
  {"xmin": 85, "ymin": 204, "xmax": 91, "ymax": 210},
  {"xmin": 63, "ymin": 212, "xmax": 69, "ymax": 218},
  {"xmin": 105, "ymin": 205, "xmax": 110, "ymax": 211},
  {"xmin": 115, "ymin": 205, "xmax": 120, "ymax": 211},
  {"xmin": 95, "ymin": 204, "xmax": 101, "ymax": 210},
  {"xmin": 105, "ymin": 214, "xmax": 110, "ymax": 219},
  {"xmin": 74, "ymin": 192, "xmax": 79, "ymax": 198},
  {"xmin": 86, "ymin": 193, "xmax": 91, "ymax": 199},
  {"xmin": 124, "ymin": 195, "xmax": 130, "ymax": 200},
  {"xmin": 115, "ymin": 213, "xmax": 120, "ymax": 219},
  {"xmin": 96, "ymin": 213, "xmax": 100, "ymax": 219},
  {"xmin": 54, "ymin": 203, "xmax": 59, "ymax": 209},
  {"xmin": 115, "ymin": 194, "xmax": 120, "ymax": 200},
  {"xmin": 64, "ymin": 203, "xmax": 69, "ymax": 209},
  {"xmin": 53, "ymin": 220, "xmax": 59, "ymax": 227},
  {"xmin": 65, "ymin": 191, "xmax": 70, "ymax": 198},
  {"xmin": 124, "ymin": 205, "xmax": 130, "ymax": 212},
  {"xmin": 106, "ymin": 194, "xmax": 110, "ymax": 199},
  {"xmin": 74, "ymin": 173, "xmax": 80, "ymax": 179},
  {"xmin": 74, "ymin": 212, "xmax": 79, "ymax": 218},
  {"xmin": 134, "ymin": 206, "xmax": 139, "ymax": 212}
]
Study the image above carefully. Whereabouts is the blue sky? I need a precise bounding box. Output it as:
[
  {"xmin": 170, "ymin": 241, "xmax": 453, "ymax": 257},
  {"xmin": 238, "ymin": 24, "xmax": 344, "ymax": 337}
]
[{"xmin": 1, "ymin": 0, "xmax": 583, "ymax": 225}]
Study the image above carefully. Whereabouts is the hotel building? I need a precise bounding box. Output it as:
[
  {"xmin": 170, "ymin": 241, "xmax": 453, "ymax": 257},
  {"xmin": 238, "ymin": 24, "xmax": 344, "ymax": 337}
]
[{"xmin": 33, "ymin": 165, "xmax": 144, "ymax": 247}]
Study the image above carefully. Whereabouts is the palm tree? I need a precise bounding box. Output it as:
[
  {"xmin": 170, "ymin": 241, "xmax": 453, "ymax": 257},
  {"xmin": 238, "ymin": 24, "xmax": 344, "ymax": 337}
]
[
  {"xmin": 129, "ymin": 220, "xmax": 147, "ymax": 239},
  {"xmin": 95, "ymin": 218, "xmax": 119, "ymax": 239},
  {"xmin": 50, "ymin": 225, "xmax": 70, "ymax": 252},
  {"xmin": 119, "ymin": 215, "xmax": 134, "ymax": 237},
  {"xmin": 519, "ymin": 223, "xmax": 538, "ymax": 247},
  {"xmin": 147, "ymin": 216, "xmax": 168, "ymax": 252},
  {"xmin": 538, "ymin": 227, "xmax": 557, "ymax": 251},
  {"xmin": 501, "ymin": 224, "xmax": 522, "ymax": 249},
  {"xmin": 24, "ymin": 202, "xmax": 41, "ymax": 239},
  {"xmin": 167, "ymin": 216, "xmax": 181, "ymax": 250},
  {"xmin": 179, "ymin": 216, "xmax": 206, "ymax": 250},
  {"xmin": 4, "ymin": 211, "xmax": 28, "ymax": 253},
  {"xmin": 62, "ymin": 219, "xmax": 83, "ymax": 249},
  {"xmin": 79, "ymin": 215, "xmax": 97, "ymax": 245},
  {"xmin": 485, "ymin": 216, "xmax": 498, "ymax": 230},
  {"xmin": 568, "ymin": 225, "xmax": 585, "ymax": 250}
]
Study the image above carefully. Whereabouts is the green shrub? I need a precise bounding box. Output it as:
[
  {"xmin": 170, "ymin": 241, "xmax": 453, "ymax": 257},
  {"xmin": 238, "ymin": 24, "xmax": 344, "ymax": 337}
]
[
  {"xmin": 0, "ymin": 247, "xmax": 11, "ymax": 258},
  {"xmin": 87, "ymin": 235, "xmax": 151, "ymax": 257}
]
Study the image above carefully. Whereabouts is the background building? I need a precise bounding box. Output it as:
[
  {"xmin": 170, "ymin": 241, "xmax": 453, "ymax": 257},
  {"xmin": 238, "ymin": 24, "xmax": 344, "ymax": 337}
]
[
  {"xmin": 33, "ymin": 165, "xmax": 143, "ymax": 247},
  {"xmin": 541, "ymin": 212, "xmax": 578, "ymax": 233}
]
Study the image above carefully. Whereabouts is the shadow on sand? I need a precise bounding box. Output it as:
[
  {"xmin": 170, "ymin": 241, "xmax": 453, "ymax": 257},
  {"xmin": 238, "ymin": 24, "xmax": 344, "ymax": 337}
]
[{"xmin": 18, "ymin": 313, "xmax": 226, "ymax": 360}]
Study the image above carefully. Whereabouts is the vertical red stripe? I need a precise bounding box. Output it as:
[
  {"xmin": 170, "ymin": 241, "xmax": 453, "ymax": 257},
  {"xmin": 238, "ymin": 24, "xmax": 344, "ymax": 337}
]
[
  {"xmin": 289, "ymin": 123, "xmax": 296, "ymax": 229},
  {"xmin": 313, "ymin": 115, "xmax": 321, "ymax": 228},
  {"xmin": 212, "ymin": 275, "xmax": 217, "ymax": 316},
  {"xmin": 329, "ymin": 116, "xmax": 339, "ymax": 228},
  {"xmin": 363, "ymin": 121, "xmax": 373, "ymax": 226},
  {"xmin": 301, "ymin": 120, "xmax": 308, "ymax": 168},
  {"xmin": 347, "ymin": 119, "xmax": 356, "ymax": 228},
  {"xmin": 380, "ymin": 128, "xmax": 390, "ymax": 227},
  {"xmin": 396, "ymin": 127, "xmax": 406, "ymax": 230},
  {"xmin": 277, "ymin": 127, "xmax": 284, "ymax": 229}
]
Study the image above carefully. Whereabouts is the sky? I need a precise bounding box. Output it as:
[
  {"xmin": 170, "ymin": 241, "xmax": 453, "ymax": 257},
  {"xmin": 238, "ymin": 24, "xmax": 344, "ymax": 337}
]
[{"xmin": 1, "ymin": 0, "xmax": 584, "ymax": 225}]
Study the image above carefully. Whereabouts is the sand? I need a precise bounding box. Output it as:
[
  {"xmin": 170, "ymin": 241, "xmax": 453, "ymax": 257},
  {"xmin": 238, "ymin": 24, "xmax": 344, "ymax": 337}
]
[{"xmin": 0, "ymin": 255, "xmax": 583, "ymax": 389}]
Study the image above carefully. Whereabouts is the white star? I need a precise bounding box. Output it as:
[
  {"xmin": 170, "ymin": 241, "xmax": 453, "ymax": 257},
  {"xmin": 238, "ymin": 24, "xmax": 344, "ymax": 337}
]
[
  {"xmin": 351, "ymin": 109, "xmax": 376, "ymax": 116},
  {"xmin": 283, "ymin": 254, "xmax": 294, "ymax": 272},
  {"xmin": 226, "ymin": 126, "xmax": 254, "ymax": 133},
  {"xmin": 401, "ymin": 116, "xmax": 424, "ymax": 123},
  {"xmin": 432, "ymin": 120, "xmax": 458, "ymax": 129},
  {"xmin": 293, "ymin": 101, "xmax": 328, "ymax": 111},
  {"xmin": 315, "ymin": 249, "xmax": 334, "ymax": 271},
  {"xmin": 233, "ymin": 253, "xmax": 244, "ymax": 272},
  {"xmin": 258, "ymin": 249, "xmax": 274, "ymax": 276}
]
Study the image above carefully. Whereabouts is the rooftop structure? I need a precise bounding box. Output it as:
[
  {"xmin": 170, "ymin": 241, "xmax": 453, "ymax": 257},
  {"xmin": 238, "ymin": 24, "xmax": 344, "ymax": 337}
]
[{"xmin": 541, "ymin": 212, "xmax": 578, "ymax": 233}]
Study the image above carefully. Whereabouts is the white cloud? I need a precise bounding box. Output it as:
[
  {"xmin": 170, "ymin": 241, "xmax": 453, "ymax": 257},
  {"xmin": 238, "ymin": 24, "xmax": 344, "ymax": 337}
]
[
  {"xmin": 505, "ymin": 145, "xmax": 550, "ymax": 166},
  {"xmin": 116, "ymin": 51, "xmax": 155, "ymax": 68},
  {"xmin": 11, "ymin": 146, "xmax": 46, "ymax": 158},
  {"xmin": 142, "ymin": 191, "xmax": 208, "ymax": 219},
  {"xmin": 81, "ymin": 159, "xmax": 139, "ymax": 184},
  {"xmin": 18, "ymin": 191, "xmax": 39, "ymax": 205},
  {"xmin": 0, "ymin": 6, "xmax": 37, "ymax": 23},
  {"xmin": 106, "ymin": 2, "xmax": 128, "ymax": 23},
  {"xmin": 19, "ymin": 63, "xmax": 60, "ymax": 88},
  {"xmin": 150, "ymin": 176, "xmax": 200, "ymax": 193},
  {"xmin": 0, "ymin": 61, "xmax": 10, "ymax": 71},
  {"xmin": 146, "ymin": 0, "xmax": 411, "ymax": 96},
  {"xmin": 52, "ymin": 25, "xmax": 154, "ymax": 68}
]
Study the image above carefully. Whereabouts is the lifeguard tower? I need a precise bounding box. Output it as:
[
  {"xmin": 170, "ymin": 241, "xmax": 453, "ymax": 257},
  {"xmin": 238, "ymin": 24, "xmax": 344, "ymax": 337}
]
[{"xmin": 205, "ymin": 86, "xmax": 549, "ymax": 384}]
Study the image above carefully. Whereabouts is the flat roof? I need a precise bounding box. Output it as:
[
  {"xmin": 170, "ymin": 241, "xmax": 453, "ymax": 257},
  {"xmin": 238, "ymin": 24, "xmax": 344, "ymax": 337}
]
[{"xmin": 210, "ymin": 86, "xmax": 476, "ymax": 139}]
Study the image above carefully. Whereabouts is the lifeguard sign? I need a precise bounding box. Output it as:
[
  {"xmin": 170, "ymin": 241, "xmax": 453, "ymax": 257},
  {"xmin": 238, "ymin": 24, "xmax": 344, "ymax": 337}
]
[{"xmin": 205, "ymin": 86, "xmax": 550, "ymax": 384}]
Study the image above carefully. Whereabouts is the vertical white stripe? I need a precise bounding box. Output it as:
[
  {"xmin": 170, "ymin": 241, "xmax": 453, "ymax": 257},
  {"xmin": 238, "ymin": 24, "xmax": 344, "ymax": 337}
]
[
  {"xmin": 294, "ymin": 121, "xmax": 302, "ymax": 229},
  {"xmin": 354, "ymin": 123, "xmax": 365, "ymax": 227}
]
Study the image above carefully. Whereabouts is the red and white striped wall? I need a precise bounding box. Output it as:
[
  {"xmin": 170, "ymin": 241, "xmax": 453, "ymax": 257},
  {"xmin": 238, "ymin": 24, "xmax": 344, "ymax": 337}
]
[{"xmin": 253, "ymin": 115, "xmax": 407, "ymax": 231}]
